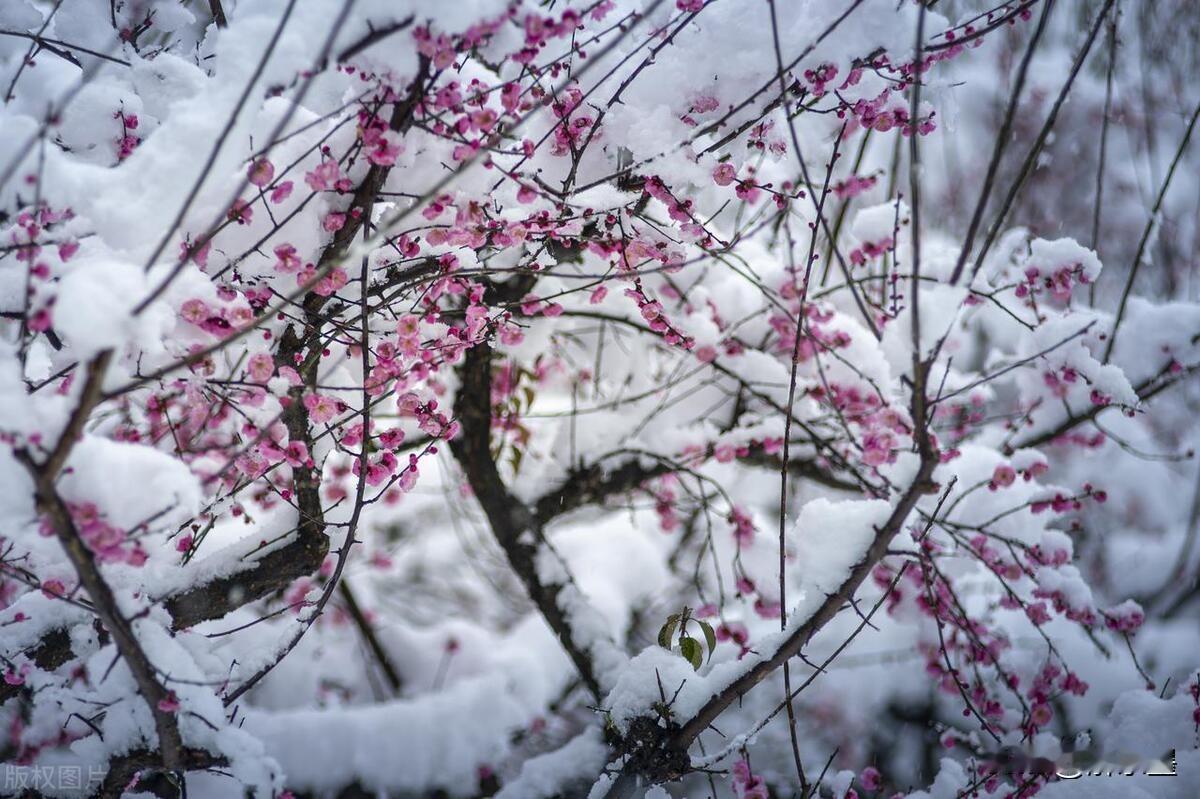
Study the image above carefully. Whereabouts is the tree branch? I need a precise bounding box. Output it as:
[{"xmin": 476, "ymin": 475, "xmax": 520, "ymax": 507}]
[
  {"xmin": 533, "ymin": 457, "xmax": 676, "ymax": 526},
  {"xmin": 450, "ymin": 339, "xmax": 607, "ymax": 700},
  {"xmin": 17, "ymin": 452, "xmax": 184, "ymax": 773},
  {"xmin": 1008, "ymin": 361, "xmax": 1199, "ymax": 452}
]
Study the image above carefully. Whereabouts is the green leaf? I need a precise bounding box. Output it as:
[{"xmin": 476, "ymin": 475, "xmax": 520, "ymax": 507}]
[
  {"xmin": 679, "ymin": 636, "xmax": 703, "ymax": 671},
  {"xmin": 697, "ymin": 619, "xmax": 717, "ymax": 662},
  {"xmin": 658, "ymin": 615, "xmax": 680, "ymax": 649}
]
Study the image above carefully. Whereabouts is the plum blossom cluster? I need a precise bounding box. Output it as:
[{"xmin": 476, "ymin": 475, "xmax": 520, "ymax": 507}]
[
  {"xmin": 0, "ymin": 2, "xmax": 1196, "ymax": 799},
  {"xmin": 40, "ymin": 502, "xmax": 145, "ymax": 566}
]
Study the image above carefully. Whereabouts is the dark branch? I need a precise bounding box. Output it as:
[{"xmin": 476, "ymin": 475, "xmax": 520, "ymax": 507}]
[{"xmin": 450, "ymin": 339, "xmax": 605, "ymax": 700}]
